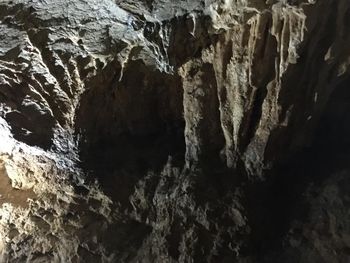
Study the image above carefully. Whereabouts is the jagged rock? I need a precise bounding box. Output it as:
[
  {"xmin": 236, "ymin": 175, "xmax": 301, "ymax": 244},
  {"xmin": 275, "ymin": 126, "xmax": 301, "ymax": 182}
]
[{"xmin": 0, "ymin": 0, "xmax": 350, "ymax": 262}]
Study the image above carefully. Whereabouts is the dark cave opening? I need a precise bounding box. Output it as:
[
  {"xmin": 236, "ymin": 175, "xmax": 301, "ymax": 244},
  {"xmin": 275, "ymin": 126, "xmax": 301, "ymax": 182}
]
[
  {"xmin": 75, "ymin": 60, "xmax": 186, "ymax": 205},
  {"xmin": 315, "ymin": 75, "xmax": 350, "ymax": 150},
  {"xmin": 245, "ymin": 75, "xmax": 350, "ymax": 261}
]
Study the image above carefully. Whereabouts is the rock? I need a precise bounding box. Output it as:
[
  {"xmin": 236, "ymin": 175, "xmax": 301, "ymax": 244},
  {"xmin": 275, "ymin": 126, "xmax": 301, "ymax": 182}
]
[{"xmin": 0, "ymin": 0, "xmax": 350, "ymax": 262}]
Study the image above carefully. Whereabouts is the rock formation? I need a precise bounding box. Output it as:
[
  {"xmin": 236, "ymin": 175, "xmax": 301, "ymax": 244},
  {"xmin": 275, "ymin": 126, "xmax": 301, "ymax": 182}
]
[{"xmin": 0, "ymin": 0, "xmax": 350, "ymax": 262}]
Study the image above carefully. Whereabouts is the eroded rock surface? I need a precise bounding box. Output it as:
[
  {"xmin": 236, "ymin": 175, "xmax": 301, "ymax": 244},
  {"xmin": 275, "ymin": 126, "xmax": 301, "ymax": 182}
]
[{"xmin": 0, "ymin": 0, "xmax": 350, "ymax": 262}]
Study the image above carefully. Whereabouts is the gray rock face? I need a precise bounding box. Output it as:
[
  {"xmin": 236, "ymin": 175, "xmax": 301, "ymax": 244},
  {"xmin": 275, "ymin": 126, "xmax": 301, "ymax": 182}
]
[{"xmin": 0, "ymin": 0, "xmax": 350, "ymax": 262}]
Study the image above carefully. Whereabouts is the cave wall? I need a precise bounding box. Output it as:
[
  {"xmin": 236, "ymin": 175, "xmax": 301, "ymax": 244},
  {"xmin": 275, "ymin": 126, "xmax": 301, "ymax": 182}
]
[
  {"xmin": 1, "ymin": 0, "xmax": 350, "ymax": 176},
  {"xmin": 0, "ymin": 0, "xmax": 350, "ymax": 262}
]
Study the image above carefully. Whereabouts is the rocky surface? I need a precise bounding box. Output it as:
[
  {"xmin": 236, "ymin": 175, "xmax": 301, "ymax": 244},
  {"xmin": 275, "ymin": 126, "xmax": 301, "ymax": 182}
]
[{"xmin": 0, "ymin": 0, "xmax": 350, "ymax": 262}]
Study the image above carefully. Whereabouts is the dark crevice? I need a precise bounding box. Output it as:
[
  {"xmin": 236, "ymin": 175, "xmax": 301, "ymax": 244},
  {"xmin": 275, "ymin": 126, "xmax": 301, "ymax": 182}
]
[
  {"xmin": 240, "ymin": 16, "xmax": 277, "ymax": 153},
  {"xmin": 0, "ymin": 77, "xmax": 55, "ymax": 149},
  {"xmin": 221, "ymin": 39, "xmax": 233, "ymax": 80},
  {"xmin": 244, "ymin": 75, "xmax": 350, "ymax": 262},
  {"xmin": 76, "ymin": 60, "xmax": 186, "ymax": 206},
  {"xmin": 197, "ymin": 63, "xmax": 226, "ymax": 163}
]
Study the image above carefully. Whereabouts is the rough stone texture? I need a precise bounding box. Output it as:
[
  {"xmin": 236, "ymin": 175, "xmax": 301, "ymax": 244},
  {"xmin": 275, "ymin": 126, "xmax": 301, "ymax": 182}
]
[{"xmin": 0, "ymin": 0, "xmax": 350, "ymax": 262}]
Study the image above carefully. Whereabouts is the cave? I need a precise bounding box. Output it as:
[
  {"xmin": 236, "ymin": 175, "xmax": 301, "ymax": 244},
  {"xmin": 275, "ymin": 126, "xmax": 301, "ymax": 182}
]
[
  {"xmin": 76, "ymin": 60, "xmax": 186, "ymax": 206},
  {"xmin": 0, "ymin": 0, "xmax": 350, "ymax": 262}
]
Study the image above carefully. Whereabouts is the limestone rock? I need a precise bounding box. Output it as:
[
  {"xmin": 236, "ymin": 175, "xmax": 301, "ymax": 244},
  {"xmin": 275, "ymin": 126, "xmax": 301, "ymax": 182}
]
[{"xmin": 0, "ymin": 0, "xmax": 350, "ymax": 262}]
